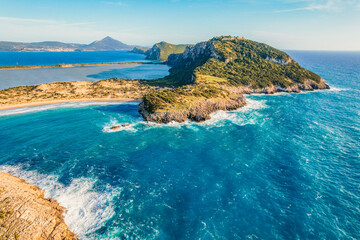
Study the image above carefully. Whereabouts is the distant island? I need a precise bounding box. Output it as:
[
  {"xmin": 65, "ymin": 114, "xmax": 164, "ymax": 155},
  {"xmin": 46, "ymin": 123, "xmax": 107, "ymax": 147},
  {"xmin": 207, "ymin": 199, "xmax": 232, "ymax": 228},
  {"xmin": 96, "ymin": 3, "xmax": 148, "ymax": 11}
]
[
  {"xmin": 0, "ymin": 36, "xmax": 329, "ymax": 123},
  {"xmin": 0, "ymin": 36, "xmax": 135, "ymax": 52}
]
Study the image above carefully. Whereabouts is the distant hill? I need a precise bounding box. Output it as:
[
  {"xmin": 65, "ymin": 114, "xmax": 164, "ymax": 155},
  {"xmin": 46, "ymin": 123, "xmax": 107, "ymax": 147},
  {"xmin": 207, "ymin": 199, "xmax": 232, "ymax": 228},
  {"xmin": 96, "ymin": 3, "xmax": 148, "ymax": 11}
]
[
  {"xmin": 82, "ymin": 36, "xmax": 133, "ymax": 51},
  {"xmin": 0, "ymin": 37, "xmax": 134, "ymax": 52},
  {"xmin": 144, "ymin": 42, "xmax": 192, "ymax": 61}
]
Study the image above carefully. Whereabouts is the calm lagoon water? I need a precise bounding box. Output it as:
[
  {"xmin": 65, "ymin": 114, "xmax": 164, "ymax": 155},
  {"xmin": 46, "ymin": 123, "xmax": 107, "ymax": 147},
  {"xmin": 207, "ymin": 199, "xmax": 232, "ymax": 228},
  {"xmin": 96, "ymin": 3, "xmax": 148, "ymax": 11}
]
[
  {"xmin": 0, "ymin": 51, "xmax": 149, "ymax": 66},
  {"xmin": 0, "ymin": 51, "xmax": 359, "ymax": 239},
  {"xmin": 0, "ymin": 64, "xmax": 170, "ymax": 90}
]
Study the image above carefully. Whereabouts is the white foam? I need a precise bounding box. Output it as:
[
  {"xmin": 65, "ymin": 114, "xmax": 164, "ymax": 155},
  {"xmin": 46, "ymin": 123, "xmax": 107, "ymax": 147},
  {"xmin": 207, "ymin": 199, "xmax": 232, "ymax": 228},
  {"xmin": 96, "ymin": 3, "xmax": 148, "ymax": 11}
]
[
  {"xmin": 108, "ymin": 99, "xmax": 268, "ymax": 131},
  {"xmin": 0, "ymin": 164, "xmax": 120, "ymax": 239},
  {"xmin": 103, "ymin": 121, "xmax": 138, "ymax": 133},
  {"xmin": 0, "ymin": 101, "xmax": 139, "ymax": 117}
]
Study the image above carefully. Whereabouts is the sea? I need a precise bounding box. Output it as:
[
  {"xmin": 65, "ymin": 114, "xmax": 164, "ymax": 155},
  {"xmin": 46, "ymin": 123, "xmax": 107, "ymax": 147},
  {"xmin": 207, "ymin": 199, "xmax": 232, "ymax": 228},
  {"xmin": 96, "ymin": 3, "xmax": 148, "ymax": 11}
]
[{"xmin": 0, "ymin": 51, "xmax": 359, "ymax": 239}]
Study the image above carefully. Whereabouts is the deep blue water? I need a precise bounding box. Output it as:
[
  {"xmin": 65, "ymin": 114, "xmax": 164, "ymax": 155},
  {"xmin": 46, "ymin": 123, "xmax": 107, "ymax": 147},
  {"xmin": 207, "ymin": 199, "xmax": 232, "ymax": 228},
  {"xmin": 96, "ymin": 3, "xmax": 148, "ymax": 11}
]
[
  {"xmin": 0, "ymin": 51, "xmax": 149, "ymax": 66},
  {"xmin": 0, "ymin": 51, "xmax": 359, "ymax": 239}
]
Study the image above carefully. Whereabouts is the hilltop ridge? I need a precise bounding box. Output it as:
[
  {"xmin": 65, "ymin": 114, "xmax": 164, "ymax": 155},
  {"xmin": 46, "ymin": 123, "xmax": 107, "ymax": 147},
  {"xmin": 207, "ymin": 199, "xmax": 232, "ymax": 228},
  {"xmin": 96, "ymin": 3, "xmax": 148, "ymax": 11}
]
[{"xmin": 139, "ymin": 36, "xmax": 329, "ymax": 122}]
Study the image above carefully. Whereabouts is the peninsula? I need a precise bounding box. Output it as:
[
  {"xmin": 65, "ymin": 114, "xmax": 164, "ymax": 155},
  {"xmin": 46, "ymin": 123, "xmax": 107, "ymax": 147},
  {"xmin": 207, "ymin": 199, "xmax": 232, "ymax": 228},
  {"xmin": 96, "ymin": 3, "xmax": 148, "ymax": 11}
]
[{"xmin": 0, "ymin": 36, "xmax": 329, "ymax": 123}]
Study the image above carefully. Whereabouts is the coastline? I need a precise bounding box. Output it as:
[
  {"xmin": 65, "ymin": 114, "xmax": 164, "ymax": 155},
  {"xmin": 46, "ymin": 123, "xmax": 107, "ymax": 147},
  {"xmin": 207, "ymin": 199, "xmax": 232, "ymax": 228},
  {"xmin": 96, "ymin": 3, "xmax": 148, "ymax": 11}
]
[
  {"xmin": 0, "ymin": 98, "xmax": 140, "ymax": 111},
  {"xmin": 0, "ymin": 61, "xmax": 163, "ymax": 70}
]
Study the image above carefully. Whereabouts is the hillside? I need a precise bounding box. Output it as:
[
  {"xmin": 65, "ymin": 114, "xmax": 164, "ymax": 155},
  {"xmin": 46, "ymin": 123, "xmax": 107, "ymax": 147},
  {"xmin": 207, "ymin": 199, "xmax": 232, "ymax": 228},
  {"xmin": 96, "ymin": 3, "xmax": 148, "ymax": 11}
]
[
  {"xmin": 161, "ymin": 36, "xmax": 327, "ymax": 91},
  {"xmin": 145, "ymin": 41, "xmax": 192, "ymax": 61},
  {"xmin": 139, "ymin": 36, "xmax": 329, "ymax": 122},
  {"xmin": 0, "ymin": 37, "xmax": 133, "ymax": 52}
]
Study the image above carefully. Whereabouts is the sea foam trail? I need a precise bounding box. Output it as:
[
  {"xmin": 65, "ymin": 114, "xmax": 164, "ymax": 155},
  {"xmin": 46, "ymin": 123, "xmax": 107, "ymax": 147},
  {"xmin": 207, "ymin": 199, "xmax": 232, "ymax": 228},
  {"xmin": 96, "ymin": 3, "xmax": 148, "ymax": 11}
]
[
  {"xmin": 0, "ymin": 101, "xmax": 139, "ymax": 117},
  {"xmin": 0, "ymin": 165, "xmax": 119, "ymax": 240}
]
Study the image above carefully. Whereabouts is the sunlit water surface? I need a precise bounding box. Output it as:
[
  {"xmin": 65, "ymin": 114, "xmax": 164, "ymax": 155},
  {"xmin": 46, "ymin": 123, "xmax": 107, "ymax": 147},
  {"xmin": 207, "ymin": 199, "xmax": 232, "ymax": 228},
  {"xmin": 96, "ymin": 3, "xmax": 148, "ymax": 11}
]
[{"xmin": 0, "ymin": 51, "xmax": 359, "ymax": 239}]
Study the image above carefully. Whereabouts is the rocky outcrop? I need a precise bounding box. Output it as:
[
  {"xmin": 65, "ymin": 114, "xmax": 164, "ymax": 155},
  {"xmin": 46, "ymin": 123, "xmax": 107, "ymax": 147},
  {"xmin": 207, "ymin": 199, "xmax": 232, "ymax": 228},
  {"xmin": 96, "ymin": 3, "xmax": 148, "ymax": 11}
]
[
  {"xmin": 139, "ymin": 96, "xmax": 246, "ymax": 123},
  {"xmin": 222, "ymin": 78, "xmax": 329, "ymax": 94},
  {"xmin": 0, "ymin": 172, "xmax": 77, "ymax": 240}
]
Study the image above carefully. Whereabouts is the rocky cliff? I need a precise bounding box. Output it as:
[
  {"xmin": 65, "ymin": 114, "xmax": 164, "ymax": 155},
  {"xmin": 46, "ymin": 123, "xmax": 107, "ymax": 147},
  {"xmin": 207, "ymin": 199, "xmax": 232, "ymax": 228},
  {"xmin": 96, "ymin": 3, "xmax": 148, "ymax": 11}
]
[
  {"xmin": 164, "ymin": 36, "xmax": 329, "ymax": 91},
  {"xmin": 140, "ymin": 36, "xmax": 329, "ymax": 123},
  {"xmin": 0, "ymin": 172, "xmax": 77, "ymax": 240}
]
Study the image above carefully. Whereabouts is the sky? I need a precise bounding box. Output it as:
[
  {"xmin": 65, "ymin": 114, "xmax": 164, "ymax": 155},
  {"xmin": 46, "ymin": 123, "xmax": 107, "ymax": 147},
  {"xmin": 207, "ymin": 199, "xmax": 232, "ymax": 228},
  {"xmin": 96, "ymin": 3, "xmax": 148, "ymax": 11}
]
[{"xmin": 0, "ymin": 0, "xmax": 359, "ymax": 50}]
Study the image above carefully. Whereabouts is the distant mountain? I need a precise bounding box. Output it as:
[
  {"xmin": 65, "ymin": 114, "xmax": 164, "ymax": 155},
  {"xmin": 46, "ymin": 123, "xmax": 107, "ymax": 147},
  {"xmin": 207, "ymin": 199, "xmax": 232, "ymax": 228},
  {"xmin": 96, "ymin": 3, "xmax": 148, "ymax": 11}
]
[
  {"xmin": 0, "ymin": 37, "xmax": 134, "ymax": 52},
  {"xmin": 82, "ymin": 36, "xmax": 134, "ymax": 51}
]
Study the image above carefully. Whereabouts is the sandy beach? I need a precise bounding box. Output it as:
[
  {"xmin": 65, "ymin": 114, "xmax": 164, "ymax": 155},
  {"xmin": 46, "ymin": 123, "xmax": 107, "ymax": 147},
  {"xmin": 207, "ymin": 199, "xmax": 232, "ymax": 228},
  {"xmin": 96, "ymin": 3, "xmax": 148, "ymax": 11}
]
[{"xmin": 0, "ymin": 98, "xmax": 140, "ymax": 111}]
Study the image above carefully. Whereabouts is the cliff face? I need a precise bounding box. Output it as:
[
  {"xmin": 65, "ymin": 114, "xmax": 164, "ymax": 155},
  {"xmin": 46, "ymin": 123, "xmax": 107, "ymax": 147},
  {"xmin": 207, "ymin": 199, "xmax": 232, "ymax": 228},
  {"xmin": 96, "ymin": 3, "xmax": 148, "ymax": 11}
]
[
  {"xmin": 167, "ymin": 39, "xmax": 219, "ymax": 66},
  {"xmin": 145, "ymin": 45, "xmax": 161, "ymax": 60},
  {"xmin": 0, "ymin": 172, "xmax": 77, "ymax": 240}
]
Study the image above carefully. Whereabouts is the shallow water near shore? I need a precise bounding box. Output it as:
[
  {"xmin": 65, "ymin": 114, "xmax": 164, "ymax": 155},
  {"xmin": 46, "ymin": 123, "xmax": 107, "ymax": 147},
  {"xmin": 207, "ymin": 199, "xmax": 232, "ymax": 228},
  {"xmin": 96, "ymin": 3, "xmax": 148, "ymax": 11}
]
[{"xmin": 0, "ymin": 51, "xmax": 359, "ymax": 239}]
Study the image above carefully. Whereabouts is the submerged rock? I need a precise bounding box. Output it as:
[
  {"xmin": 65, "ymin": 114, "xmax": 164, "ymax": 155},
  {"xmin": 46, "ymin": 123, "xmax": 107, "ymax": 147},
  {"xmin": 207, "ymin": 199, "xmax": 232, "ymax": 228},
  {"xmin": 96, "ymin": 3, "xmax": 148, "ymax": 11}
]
[
  {"xmin": 110, "ymin": 124, "xmax": 130, "ymax": 130},
  {"xmin": 0, "ymin": 172, "xmax": 77, "ymax": 240}
]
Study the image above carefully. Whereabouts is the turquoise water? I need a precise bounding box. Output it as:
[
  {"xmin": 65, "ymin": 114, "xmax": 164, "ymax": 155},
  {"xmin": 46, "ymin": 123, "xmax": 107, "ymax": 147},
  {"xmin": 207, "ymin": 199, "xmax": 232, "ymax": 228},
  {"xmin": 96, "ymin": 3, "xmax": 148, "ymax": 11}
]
[
  {"xmin": 0, "ymin": 51, "xmax": 149, "ymax": 66},
  {"xmin": 0, "ymin": 52, "xmax": 359, "ymax": 239}
]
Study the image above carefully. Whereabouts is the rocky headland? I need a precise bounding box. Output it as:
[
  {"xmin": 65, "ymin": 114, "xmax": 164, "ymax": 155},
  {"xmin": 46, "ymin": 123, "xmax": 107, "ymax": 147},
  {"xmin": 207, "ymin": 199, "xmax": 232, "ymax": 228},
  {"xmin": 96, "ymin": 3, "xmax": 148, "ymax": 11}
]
[
  {"xmin": 0, "ymin": 172, "xmax": 77, "ymax": 240},
  {"xmin": 0, "ymin": 36, "xmax": 329, "ymax": 123}
]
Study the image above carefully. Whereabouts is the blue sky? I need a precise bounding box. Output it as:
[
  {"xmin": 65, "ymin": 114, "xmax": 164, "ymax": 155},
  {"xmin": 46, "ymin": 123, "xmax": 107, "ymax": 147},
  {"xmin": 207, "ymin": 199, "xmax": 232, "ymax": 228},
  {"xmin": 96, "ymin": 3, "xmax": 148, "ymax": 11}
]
[{"xmin": 0, "ymin": 0, "xmax": 359, "ymax": 50}]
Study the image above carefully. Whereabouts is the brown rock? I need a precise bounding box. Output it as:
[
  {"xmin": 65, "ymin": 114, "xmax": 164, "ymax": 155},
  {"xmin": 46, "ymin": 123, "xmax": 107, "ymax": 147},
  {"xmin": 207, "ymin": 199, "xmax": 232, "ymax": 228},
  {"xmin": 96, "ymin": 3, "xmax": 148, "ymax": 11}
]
[
  {"xmin": 0, "ymin": 172, "xmax": 77, "ymax": 240},
  {"xmin": 139, "ymin": 96, "xmax": 246, "ymax": 123}
]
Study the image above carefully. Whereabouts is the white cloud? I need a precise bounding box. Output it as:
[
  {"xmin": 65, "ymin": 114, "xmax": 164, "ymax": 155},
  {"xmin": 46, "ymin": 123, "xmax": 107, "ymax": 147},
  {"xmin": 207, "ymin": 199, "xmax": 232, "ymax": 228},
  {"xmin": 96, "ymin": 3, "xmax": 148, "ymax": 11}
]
[
  {"xmin": 0, "ymin": 16, "xmax": 56, "ymax": 24},
  {"xmin": 275, "ymin": 0, "xmax": 356, "ymax": 13},
  {"xmin": 0, "ymin": 16, "xmax": 94, "ymax": 26}
]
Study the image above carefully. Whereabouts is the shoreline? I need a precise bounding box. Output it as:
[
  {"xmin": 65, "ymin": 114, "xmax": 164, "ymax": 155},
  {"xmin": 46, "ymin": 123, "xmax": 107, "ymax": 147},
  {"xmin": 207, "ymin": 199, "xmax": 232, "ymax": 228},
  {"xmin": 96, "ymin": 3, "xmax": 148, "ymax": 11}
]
[
  {"xmin": 0, "ymin": 98, "xmax": 141, "ymax": 111},
  {"xmin": 0, "ymin": 61, "xmax": 164, "ymax": 70}
]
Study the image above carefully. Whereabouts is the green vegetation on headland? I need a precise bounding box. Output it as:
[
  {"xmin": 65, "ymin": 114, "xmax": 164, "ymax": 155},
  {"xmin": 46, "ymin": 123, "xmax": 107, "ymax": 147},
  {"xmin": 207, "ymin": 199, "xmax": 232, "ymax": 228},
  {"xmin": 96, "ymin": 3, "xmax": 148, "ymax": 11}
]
[
  {"xmin": 0, "ymin": 36, "xmax": 329, "ymax": 123},
  {"xmin": 144, "ymin": 41, "xmax": 192, "ymax": 61},
  {"xmin": 160, "ymin": 36, "xmax": 323, "ymax": 89}
]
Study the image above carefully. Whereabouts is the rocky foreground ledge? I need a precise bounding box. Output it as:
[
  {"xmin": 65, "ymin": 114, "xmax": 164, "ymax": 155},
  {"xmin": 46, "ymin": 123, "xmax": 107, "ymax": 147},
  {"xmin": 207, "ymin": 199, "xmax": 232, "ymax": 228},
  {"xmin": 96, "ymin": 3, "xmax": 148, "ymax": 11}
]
[{"xmin": 0, "ymin": 172, "xmax": 77, "ymax": 240}]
